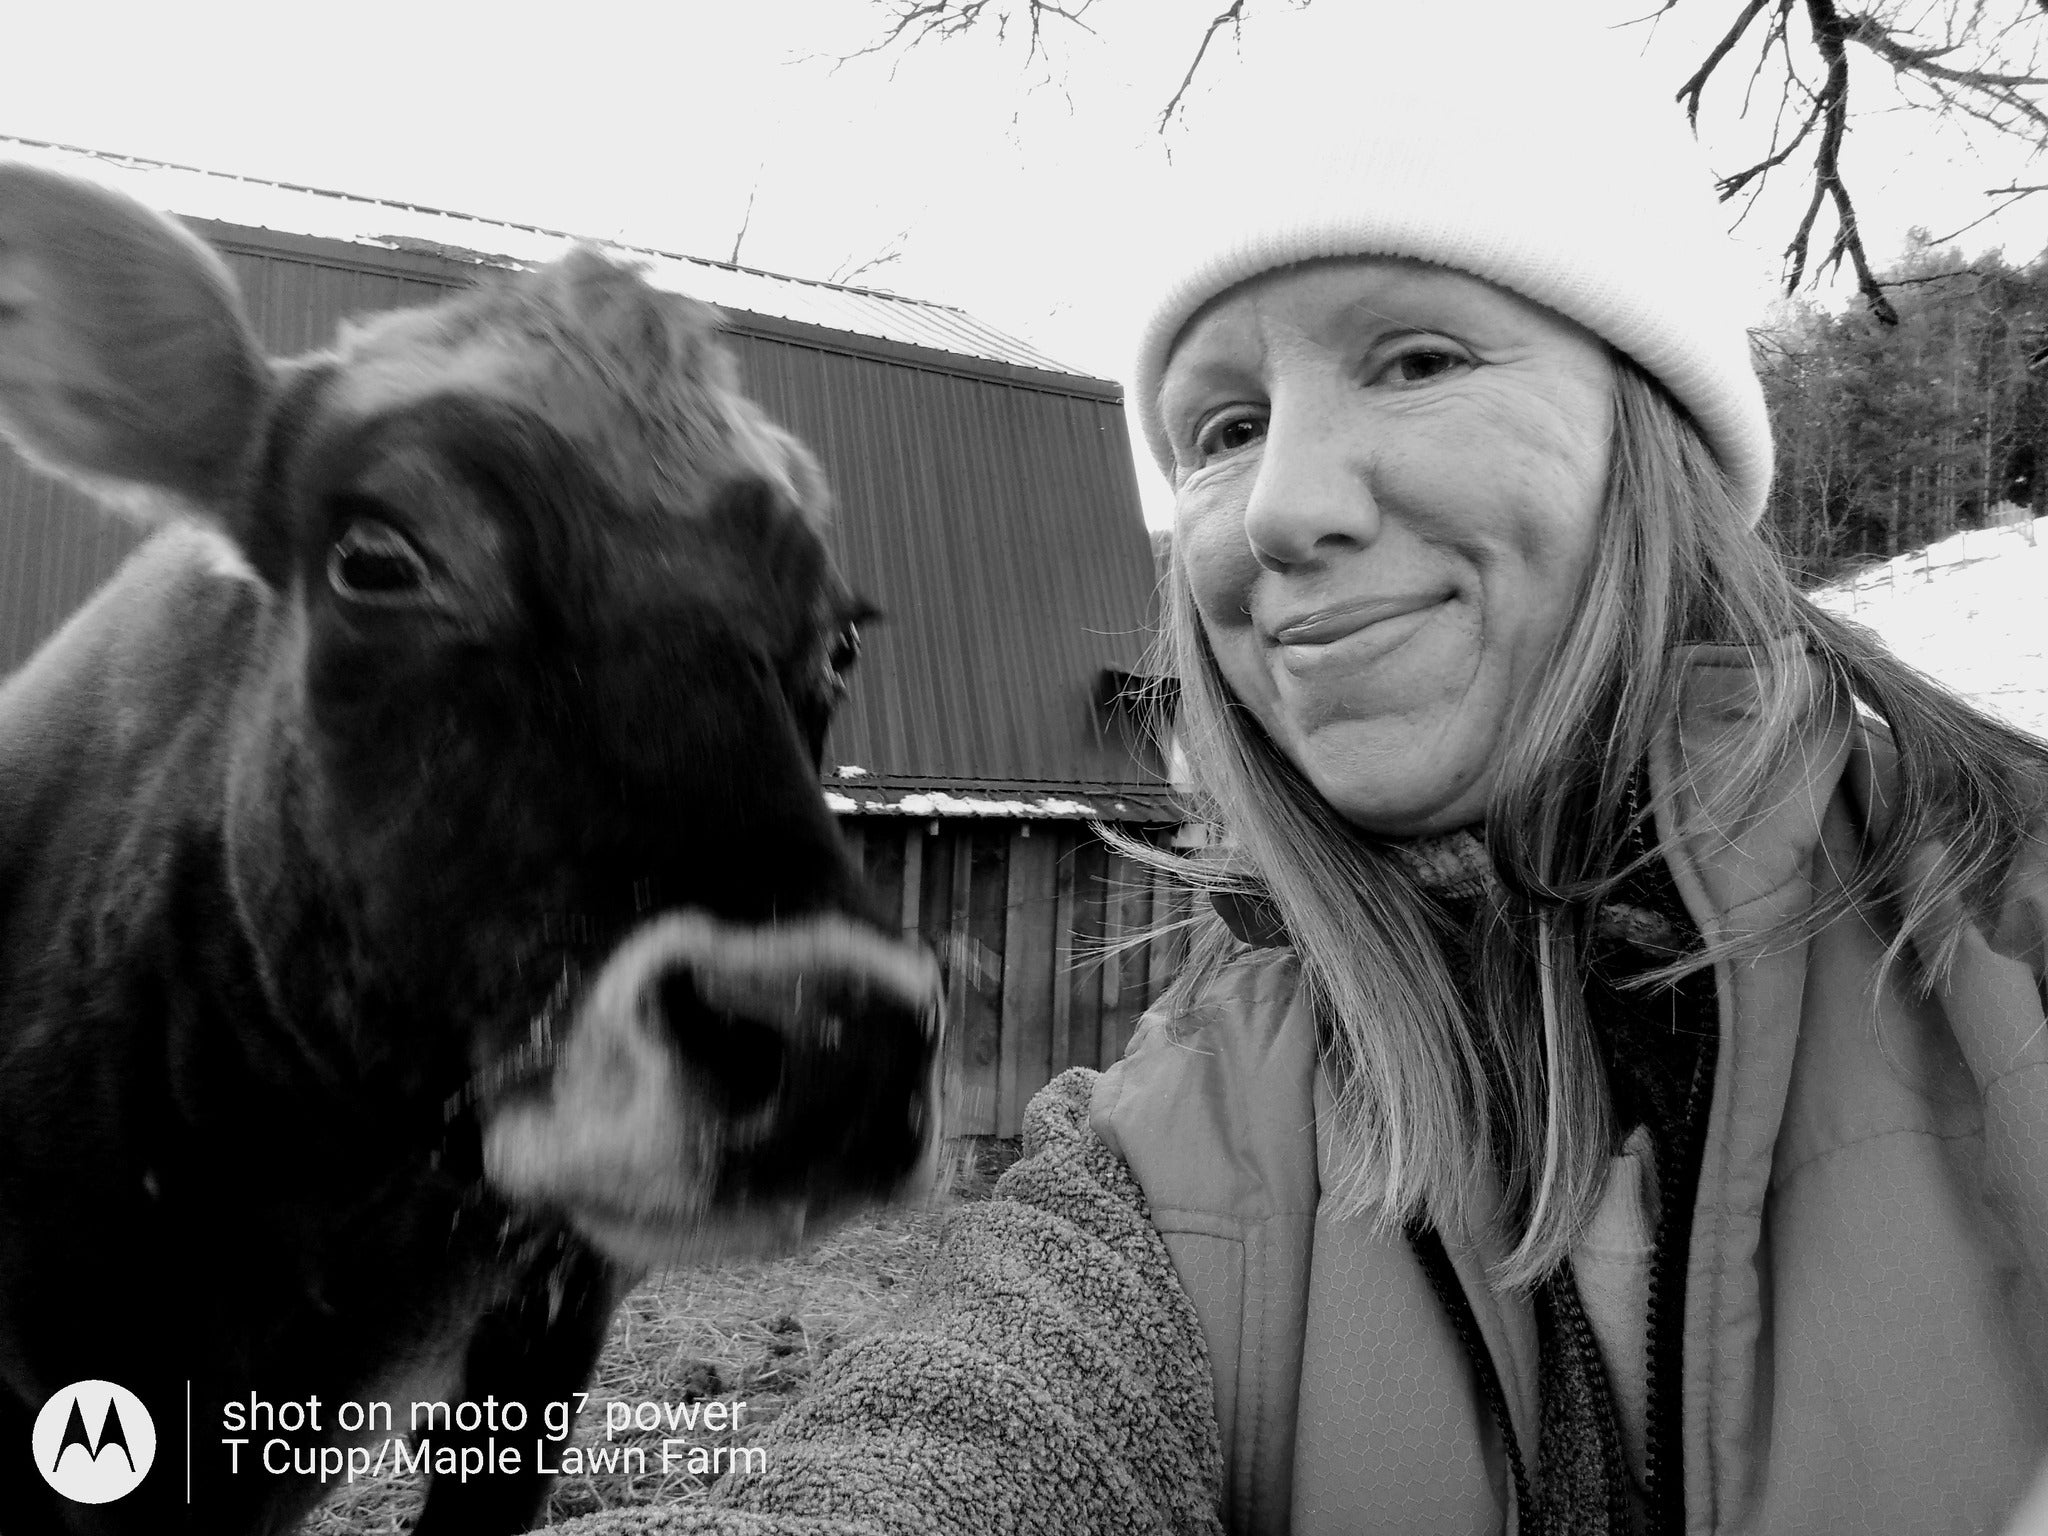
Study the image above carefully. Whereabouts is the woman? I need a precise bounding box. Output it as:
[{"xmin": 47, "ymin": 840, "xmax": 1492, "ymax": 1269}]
[{"xmin": 560, "ymin": 52, "xmax": 2048, "ymax": 1536}]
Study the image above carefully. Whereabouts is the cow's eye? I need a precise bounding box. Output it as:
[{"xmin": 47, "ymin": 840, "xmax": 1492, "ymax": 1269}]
[
  {"xmin": 328, "ymin": 518, "xmax": 432, "ymax": 602},
  {"xmin": 826, "ymin": 624, "xmax": 862, "ymax": 677}
]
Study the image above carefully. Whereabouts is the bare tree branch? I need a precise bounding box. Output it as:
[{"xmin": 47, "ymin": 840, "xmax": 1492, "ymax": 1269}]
[
  {"xmin": 1876, "ymin": 265, "xmax": 1983, "ymax": 289},
  {"xmin": 856, "ymin": 1, "xmax": 2048, "ymax": 328},
  {"xmin": 848, "ymin": 1, "xmax": 1097, "ymax": 69},
  {"xmin": 848, "ymin": 0, "xmax": 989, "ymax": 59},
  {"xmin": 1734, "ymin": 1, "xmax": 1794, "ymax": 119},
  {"xmin": 853, "ymin": 0, "xmax": 1272, "ymax": 141},
  {"xmin": 1720, "ymin": 12, "xmax": 1824, "ymax": 203},
  {"xmin": 1157, "ymin": 3, "xmax": 1249, "ymax": 131},
  {"xmin": 729, "ymin": 181, "xmax": 760, "ymax": 266},
  {"xmin": 1846, "ymin": 14, "xmax": 2047, "ymax": 92},
  {"xmin": 1721, "ymin": 99, "xmax": 1824, "ymax": 197},
  {"xmin": 1799, "ymin": 1, "xmax": 1899, "ymax": 320},
  {"xmin": 831, "ymin": 231, "xmax": 911, "ymax": 286},
  {"xmin": 1926, "ymin": 180, "xmax": 2048, "ymax": 244},
  {"xmin": 1680, "ymin": 0, "xmax": 1778, "ymax": 125},
  {"xmin": 1679, "ymin": 0, "xmax": 2048, "ymax": 324}
]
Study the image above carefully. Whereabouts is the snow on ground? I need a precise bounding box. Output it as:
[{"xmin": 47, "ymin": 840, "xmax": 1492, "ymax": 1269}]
[{"xmin": 1810, "ymin": 516, "xmax": 2048, "ymax": 742}]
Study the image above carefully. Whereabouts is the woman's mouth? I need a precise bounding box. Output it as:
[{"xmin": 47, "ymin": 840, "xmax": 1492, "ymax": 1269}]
[
  {"xmin": 1269, "ymin": 592, "xmax": 1449, "ymax": 647},
  {"xmin": 1264, "ymin": 592, "xmax": 1452, "ymax": 681}
]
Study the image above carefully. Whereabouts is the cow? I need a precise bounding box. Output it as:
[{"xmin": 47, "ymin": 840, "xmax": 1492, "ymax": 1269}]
[{"xmin": 0, "ymin": 164, "xmax": 943, "ymax": 1535}]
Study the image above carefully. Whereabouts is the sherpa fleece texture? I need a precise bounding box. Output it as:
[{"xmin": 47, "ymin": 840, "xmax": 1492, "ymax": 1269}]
[{"xmin": 548, "ymin": 1068, "xmax": 1225, "ymax": 1536}]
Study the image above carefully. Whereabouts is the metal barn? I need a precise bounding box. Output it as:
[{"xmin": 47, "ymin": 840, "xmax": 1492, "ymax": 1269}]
[{"xmin": 0, "ymin": 144, "xmax": 1188, "ymax": 1141}]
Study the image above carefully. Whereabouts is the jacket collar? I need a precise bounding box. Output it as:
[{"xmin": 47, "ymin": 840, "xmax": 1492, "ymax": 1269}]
[{"xmin": 1653, "ymin": 640, "xmax": 1853, "ymax": 930}]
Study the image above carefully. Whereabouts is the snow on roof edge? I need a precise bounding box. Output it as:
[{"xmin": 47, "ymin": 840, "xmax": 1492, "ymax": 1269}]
[{"xmin": 821, "ymin": 785, "xmax": 1181, "ymax": 822}]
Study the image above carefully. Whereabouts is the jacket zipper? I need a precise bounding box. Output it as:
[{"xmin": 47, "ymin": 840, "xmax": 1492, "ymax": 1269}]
[{"xmin": 1639, "ymin": 1027, "xmax": 1715, "ymax": 1533}]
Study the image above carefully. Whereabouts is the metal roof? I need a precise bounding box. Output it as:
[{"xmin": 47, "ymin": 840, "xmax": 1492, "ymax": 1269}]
[
  {"xmin": 0, "ymin": 135, "xmax": 1081, "ymax": 377},
  {"xmin": 0, "ymin": 192, "xmax": 1174, "ymax": 819}
]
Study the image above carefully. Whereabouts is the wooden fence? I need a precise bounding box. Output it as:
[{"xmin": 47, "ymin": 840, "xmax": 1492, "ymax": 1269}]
[{"xmin": 838, "ymin": 816, "xmax": 1194, "ymax": 1140}]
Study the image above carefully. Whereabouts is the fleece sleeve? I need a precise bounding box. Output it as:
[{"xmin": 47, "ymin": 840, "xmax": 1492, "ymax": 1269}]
[{"xmin": 546, "ymin": 1067, "xmax": 1226, "ymax": 1536}]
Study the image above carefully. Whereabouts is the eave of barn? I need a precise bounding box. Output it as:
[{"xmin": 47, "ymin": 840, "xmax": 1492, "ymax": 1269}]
[{"xmin": 823, "ymin": 775, "xmax": 1179, "ymax": 822}]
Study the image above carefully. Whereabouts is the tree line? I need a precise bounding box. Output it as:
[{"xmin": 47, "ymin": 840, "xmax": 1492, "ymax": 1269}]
[{"xmin": 1757, "ymin": 232, "xmax": 2048, "ymax": 586}]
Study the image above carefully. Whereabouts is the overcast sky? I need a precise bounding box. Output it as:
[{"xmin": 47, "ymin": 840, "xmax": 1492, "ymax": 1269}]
[{"xmin": 10, "ymin": 1, "xmax": 2046, "ymax": 525}]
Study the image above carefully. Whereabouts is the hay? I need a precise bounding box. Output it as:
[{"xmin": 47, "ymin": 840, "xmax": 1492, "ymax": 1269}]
[{"xmin": 306, "ymin": 1204, "xmax": 944, "ymax": 1533}]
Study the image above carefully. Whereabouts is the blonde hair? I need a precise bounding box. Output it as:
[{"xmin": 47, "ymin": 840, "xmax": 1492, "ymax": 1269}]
[{"xmin": 1134, "ymin": 358, "xmax": 2048, "ymax": 1287}]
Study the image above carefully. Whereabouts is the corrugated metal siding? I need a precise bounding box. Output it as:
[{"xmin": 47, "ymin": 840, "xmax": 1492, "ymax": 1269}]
[
  {"xmin": 0, "ymin": 470, "xmax": 137, "ymax": 665},
  {"xmin": 0, "ymin": 221, "xmax": 1166, "ymax": 801},
  {"xmin": 229, "ymin": 249, "xmax": 453, "ymax": 355},
  {"xmin": 732, "ymin": 332, "xmax": 1160, "ymax": 792}
]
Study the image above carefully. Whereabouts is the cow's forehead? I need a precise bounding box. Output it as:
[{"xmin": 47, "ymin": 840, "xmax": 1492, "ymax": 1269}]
[{"xmin": 323, "ymin": 250, "xmax": 828, "ymax": 534}]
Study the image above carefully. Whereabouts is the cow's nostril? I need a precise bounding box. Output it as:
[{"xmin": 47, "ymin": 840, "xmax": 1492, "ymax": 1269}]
[{"xmin": 653, "ymin": 970, "xmax": 786, "ymax": 1118}]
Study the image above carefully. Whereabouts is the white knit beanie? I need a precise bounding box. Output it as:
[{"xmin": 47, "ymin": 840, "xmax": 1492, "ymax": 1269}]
[{"xmin": 1129, "ymin": 23, "xmax": 1775, "ymax": 524}]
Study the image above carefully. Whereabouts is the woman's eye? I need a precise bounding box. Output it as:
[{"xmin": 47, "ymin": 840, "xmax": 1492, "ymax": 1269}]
[
  {"xmin": 1380, "ymin": 349, "xmax": 1466, "ymax": 385},
  {"xmin": 1193, "ymin": 410, "xmax": 1266, "ymax": 461}
]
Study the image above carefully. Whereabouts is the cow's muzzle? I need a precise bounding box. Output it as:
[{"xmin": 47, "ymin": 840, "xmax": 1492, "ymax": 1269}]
[{"xmin": 483, "ymin": 910, "xmax": 943, "ymax": 1266}]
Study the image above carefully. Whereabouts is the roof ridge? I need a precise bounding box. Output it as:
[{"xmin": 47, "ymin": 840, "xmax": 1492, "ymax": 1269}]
[{"xmin": 0, "ymin": 131, "xmax": 974, "ymax": 315}]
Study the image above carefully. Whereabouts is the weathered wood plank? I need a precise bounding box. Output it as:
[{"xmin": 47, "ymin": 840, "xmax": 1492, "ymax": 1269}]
[
  {"xmin": 933, "ymin": 831, "xmax": 973, "ymax": 1139},
  {"xmin": 1100, "ymin": 851, "xmax": 1155, "ymax": 1067},
  {"xmin": 853, "ymin": 818, "xmax": 906, "ymax": 930},
  {"xmin": 1063, "ymin": 833, "xmax": 1107, "ymax": 1074},
  {"xmin": 857, "ymin": 820, "xmax": 1200, "ymax": 1139},
  {"xmin": 1096, "ymin": 847, "xmax": 1126, "ymax": 1070},
  {"xmin": 1049, "ymin": 825, "xmax": 1080, "ymax": 1083},
  {"xmin": 997, "ymin": 824, "xmax": 1059, "ymax": 1137},
  {"xmin": 898, "ymin": 825, "xmax": 923, "ymax": 938},
  {"xmin": 1147, "ymin": 865, "xmax": 1191, "ymax": 1006},
  {"xmin": 953, "ymin": 827, "xmax": 1008, "ymax": 1137}
]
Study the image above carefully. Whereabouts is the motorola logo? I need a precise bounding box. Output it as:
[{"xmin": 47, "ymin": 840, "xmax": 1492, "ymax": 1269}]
[{"xmin": 32, "ymin": 1380, "xmax": 156, "ymax": 1504}]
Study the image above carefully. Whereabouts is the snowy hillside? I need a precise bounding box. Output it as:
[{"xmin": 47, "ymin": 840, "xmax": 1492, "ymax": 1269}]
[{"xmin": 1810, "ymin": 517, "xmax": 2048, "ymax": 743}]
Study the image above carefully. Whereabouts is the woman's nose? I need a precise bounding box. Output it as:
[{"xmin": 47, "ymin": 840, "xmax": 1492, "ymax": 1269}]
[{"xmin": 1241, "ymin": 404, "xmax": 1380, "ymax": 571}]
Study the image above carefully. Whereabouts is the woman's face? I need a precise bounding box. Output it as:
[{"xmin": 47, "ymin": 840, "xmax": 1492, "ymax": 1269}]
[{"xmin": 1162, "ymin": 259, "xmax": 1614, "ymax": 836}]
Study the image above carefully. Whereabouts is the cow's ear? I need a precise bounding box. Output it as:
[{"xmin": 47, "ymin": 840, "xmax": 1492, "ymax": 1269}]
[{"xmin": 0, "ymin": 164, "xmax": 267, "ymax": 518}]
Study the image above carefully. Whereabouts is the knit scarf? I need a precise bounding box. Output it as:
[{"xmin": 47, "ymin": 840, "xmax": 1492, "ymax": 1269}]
[
  {"xmin": 1388, "ymin": 826, "xmax": 1705, "ymax": 1536},
  {"xmin": 1385, "ymin": 824, "xmax": 1687, "ymax": 960}
]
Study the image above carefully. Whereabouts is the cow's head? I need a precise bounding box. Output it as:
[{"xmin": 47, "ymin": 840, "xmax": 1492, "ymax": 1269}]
[{"xmin": 0, "ymin": 164, "xmax": 943, "ymax": 1265}]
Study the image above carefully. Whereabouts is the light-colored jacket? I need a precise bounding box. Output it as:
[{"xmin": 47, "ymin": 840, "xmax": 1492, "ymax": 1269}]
[
  {"xmin": 559, "ymin": 648, "xmax": 2048, "ymax": 1535},
  {"xmin": 1096, "ymin": 647, "xmax": 2048, "ymax": 1533}
]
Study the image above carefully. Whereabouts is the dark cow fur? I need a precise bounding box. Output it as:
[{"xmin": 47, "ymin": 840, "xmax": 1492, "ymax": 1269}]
[{"xmin": 0, "ymin": 165, "xmax": 942, "ymax": 1535}]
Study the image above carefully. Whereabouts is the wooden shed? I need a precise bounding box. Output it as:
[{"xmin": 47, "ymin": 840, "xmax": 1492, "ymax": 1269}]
[{"xmin": 0, "ymin": 141, "xmax": 1191, "ymax": 1142}]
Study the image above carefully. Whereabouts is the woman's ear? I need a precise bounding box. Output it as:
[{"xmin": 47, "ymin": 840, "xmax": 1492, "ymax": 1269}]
[{"xmin": 0, "ymin": 163, "xmax": 268, "ymax": 518}]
